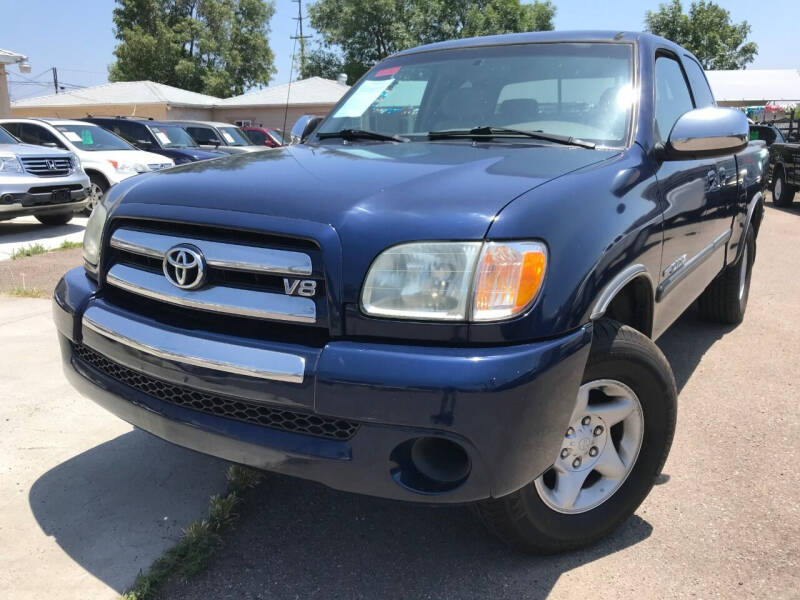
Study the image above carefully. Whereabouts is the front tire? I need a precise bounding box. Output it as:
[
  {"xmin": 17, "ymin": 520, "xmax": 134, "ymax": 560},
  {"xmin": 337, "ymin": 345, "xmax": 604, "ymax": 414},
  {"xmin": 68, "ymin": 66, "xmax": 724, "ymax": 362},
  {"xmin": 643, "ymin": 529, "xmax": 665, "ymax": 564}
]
[
  {"xmin": 772, "ymin": 170, "xmax": 795, "ymax": 206},
  {"xmin": 474, "ymin": 320, "xmax": 677, "ymax": 554},
  {"xmin": 83, "ymin": 174, "xmax": 108, "ymax": 216},
  {"xmin": 35, "ymin": 211, "xmax": 73, "ymax": 226}
]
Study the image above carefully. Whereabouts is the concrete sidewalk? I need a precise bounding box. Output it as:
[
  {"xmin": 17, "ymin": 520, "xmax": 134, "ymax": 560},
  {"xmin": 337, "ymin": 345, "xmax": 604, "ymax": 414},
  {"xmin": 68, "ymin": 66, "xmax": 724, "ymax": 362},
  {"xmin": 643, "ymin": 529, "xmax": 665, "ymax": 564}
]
[
  {"xmin": 0, "ymin": 297, "xmax": 227, "ymax": 599},
  {"xmin": 0, "ymin": 216, "xmax": 88, "ymax": 261}
]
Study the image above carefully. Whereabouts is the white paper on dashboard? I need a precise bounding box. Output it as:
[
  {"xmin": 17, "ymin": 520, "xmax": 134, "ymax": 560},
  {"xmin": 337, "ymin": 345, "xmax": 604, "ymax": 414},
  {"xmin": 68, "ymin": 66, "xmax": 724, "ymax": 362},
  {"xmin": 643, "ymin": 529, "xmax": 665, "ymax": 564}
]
[
  {"xmin": 155, "ymin": 132, "xmax": 171, "ymax": 145},
  {"xmin": 63, "ymin": 131, "xmax": 83, "ymax": 142},
  {"xmin": 332, "ymin": 79, "xmax": 394, "ymax": 118},
  {"xmin": 222, "ymin": 132, "xmax": 235, "ymax": 144}
]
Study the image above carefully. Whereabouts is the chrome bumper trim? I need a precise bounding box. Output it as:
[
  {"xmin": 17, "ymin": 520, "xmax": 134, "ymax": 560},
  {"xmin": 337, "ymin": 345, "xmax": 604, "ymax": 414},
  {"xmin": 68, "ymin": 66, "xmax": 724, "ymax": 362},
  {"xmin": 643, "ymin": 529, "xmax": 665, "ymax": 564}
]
[
  {"xmin": 110, "ymin": 228, "xmax": 313, "ymax": 275},
  {"xmin": 106, "ymin": 263, "xmax": 316, "ymax": 323},
  {"xmin": 81, "ymin": 305, "xmax": 305, "ymax": 383}
]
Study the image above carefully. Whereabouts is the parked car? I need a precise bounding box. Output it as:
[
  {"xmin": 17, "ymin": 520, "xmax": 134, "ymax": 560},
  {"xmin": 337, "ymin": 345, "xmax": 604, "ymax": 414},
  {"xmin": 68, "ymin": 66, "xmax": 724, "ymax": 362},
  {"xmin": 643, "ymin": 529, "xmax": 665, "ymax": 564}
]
[
  {"xmin": 56, "ymin": 31, "xmax": 766, "ymax": 554},
  {"xmin": 242, "ymin": 126, "xmax": 285, "ymax": 148},
  {"xmin": 0, "ymin": 125, "xmax": 90, "ymax": 225},
  {"xmin": 749, "ymin": 123, "xmax": 785, "ymax": 147},
  {"xmin": 83, "ymin": 117, "xmax": 227, "ymax": 165},
  {"xmin": 768, "ymin": 138, "xmax": 800, "ymax": 206},
  {"xmin": 171, "ymin": 121, "xmax": 265, "ymax": 154},
  {"xmin": 0, "ymin": 118, "xmax": 173, "ymax": 215}
]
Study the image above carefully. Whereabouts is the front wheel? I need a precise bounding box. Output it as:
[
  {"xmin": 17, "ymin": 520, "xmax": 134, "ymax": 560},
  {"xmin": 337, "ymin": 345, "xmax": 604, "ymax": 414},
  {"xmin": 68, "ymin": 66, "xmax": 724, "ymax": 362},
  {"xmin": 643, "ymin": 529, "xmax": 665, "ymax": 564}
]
[
  {"xmin": 83, "ymin": 174, "xmax": 108, "ymax": 216},
  {"xmin": 36, "ymin": 211, "xmax": 74, "ymax": 226},
  {"xmin": 474, "ymin": 320, "xmax": 677, "ymax": 554}
]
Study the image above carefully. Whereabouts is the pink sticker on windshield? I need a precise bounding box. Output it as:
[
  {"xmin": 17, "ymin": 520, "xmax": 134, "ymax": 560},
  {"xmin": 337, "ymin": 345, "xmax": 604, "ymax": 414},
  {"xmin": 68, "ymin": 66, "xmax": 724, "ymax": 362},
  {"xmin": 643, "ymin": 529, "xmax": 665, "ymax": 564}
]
[{"xmin": 375, "ymin": 66, "xmax": 400, "ymax": 77}]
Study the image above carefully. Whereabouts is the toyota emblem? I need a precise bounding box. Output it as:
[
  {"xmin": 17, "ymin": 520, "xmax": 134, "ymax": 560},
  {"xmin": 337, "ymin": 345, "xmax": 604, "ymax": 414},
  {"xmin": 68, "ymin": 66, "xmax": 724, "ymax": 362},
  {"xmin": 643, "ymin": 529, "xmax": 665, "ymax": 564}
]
[{"xmin": 163, "ymin": 245, "xmax": 207, "ymax": 290}]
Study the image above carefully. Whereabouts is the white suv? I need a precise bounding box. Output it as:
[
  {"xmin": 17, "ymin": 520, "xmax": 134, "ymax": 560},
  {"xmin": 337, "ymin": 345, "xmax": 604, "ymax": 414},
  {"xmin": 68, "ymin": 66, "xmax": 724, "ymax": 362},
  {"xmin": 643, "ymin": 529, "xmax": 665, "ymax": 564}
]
[{"xmin": 0, "ymin": 118, "xmax": 173, "ymax": 214}]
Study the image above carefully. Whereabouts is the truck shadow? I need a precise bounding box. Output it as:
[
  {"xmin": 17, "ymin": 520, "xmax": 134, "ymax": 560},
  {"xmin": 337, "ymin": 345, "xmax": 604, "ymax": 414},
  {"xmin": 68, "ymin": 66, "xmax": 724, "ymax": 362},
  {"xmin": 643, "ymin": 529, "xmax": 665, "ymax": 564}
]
[
  {"xmin": 0, "ymin": 218, "xmax": 85, "ymax": 243},
  {"xmin": 27, "ymin": 309, "xmax": 733, "ymax": 597},
  {"xmin": 27, "ymin": 429, "xmax": 227, "ymax": 594}
]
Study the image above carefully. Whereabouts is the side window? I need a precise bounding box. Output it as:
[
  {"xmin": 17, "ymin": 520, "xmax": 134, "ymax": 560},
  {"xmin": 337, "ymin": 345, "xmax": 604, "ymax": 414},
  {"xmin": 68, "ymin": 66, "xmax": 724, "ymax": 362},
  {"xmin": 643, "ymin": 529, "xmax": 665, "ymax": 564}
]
[
  {"xmin": 246, "ymin": 130, "xmax": 267, "ymax": 144},
  {"xmin": 19, "ymin": 123, "xmax": 67, "ymax": 148},
  {"xmin": 2, "ymin": 122, "xmax": 22, "ymax": 138},
  {"xmin": 683, "ymin": 57, "xmax": 715, "ymax": 108},
  {"xmin": 110, "ymin": 122, "xmax": 135, "ymax": 143},
  {"xmin": 187, "ymin": 127, "xmax": 219, "ymax": 144},
  {"xmin": 654, "ymin": 55, "xmax": 694, "ymax": 142}
]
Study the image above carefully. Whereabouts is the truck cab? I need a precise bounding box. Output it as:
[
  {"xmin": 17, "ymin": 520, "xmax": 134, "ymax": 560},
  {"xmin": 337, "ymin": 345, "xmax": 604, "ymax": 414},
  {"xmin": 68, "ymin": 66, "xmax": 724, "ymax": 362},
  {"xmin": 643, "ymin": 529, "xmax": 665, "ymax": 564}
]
[{"xmin": 54, "ymin": 31, "xmax": 765, "ymax": 554}]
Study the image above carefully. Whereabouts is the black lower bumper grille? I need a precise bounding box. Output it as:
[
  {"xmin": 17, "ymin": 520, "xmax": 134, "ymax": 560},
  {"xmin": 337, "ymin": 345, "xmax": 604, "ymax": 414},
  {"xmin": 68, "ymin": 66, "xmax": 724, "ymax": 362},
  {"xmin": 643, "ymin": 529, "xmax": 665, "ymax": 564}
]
[{"xmin": 72, "ymin": 344, "xmax": 359, "ymax": 441}]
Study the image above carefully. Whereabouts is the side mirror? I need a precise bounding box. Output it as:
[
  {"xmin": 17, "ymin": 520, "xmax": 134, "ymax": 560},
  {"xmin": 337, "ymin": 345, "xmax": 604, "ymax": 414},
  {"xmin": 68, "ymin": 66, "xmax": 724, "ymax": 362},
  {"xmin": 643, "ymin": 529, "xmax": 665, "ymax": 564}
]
[
  {"xmin": 663, "ymin": 107, "xmax": 749, "ymax": 160},
  {"xmin": 290, "ymin": 115, "xmax": 323, "ymax": 144}
]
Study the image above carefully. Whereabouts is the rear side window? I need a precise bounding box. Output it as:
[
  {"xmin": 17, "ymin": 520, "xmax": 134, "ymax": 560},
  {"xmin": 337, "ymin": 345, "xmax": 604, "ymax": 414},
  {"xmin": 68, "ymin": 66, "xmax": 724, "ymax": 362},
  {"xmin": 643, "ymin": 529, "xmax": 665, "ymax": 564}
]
[
  {"xmin": 246, "ymin": 129, "xmax": 267, "ymax": 144},
  {"xmin": 654, "ymin": 55, "xmax": 694, "ymax": 142},
  {"xmin": 187, "ymin": 127, "xmax": 220, "ymax": 144},
  {"xmin": 683, "ymin": 57, "xmax": 715, "ymax": 108}
]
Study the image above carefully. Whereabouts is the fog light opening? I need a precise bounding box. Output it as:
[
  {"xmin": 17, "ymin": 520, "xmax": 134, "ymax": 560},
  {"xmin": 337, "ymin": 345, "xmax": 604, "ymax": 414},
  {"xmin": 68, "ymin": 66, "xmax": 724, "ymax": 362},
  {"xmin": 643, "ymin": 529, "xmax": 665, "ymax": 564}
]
[
  {"xmin": 411, "ymin": 437, "xmax": 471, "ymax": 483},
  {"xmin": 390, "ymin": 437, "xmax": 471, "ymax": 494}
]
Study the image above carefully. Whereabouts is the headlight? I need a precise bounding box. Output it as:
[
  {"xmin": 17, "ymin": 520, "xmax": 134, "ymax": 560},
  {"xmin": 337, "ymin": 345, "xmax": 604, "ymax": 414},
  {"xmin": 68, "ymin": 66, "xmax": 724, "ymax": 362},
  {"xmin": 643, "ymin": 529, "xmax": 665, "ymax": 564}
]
[
  {"xmin": 70, "ymin": 153, "xmax": 83, "ymax": 172},
  {"xmin": 361, "ymin": 240, "xmax": 547, "ymax": 322},
  {"xmin": 0, "ymin": 155, "xmax": 23, "ymax": 174},
  {"xmin": 108, "ymin": 160, "xmax": 147, "ymax": 174},
  {"xmin": 82, "ymin": 200, "xmax": 108, "ymax": 271}
]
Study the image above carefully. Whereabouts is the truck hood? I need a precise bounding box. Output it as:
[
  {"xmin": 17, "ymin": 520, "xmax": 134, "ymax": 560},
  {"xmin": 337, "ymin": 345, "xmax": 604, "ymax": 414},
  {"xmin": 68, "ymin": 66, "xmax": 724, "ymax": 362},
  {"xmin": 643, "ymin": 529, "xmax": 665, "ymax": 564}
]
[{"xmin": 117, "ymin": 141, "xmax": 618, "ymax": 242}]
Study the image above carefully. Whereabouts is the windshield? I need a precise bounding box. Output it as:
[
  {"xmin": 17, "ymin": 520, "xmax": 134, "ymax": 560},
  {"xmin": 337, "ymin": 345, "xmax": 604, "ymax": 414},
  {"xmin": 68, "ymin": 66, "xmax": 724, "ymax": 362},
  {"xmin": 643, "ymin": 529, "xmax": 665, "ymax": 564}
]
[
  {"xmin": 317, "ymin": 42, "xmax": 634, "ymax": 147},
  {"xmin": 148, "ymin": 125, "xmax": 199, "ymax": 148},
  {"xmin": 56, "ymin": 125, "xmax": 133, "ymax": 151},
  {"xmin": 0, "ymin": 127, "xmax": 18, "ymax": 144},
  {"xmin": 218, "ymin": 126, "xmax": 252, "ymax": 146}
]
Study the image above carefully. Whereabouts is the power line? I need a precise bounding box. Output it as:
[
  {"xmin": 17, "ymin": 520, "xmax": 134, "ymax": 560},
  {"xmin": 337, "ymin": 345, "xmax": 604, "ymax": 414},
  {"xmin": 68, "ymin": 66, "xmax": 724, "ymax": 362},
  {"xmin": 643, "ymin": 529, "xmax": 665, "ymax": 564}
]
[{"xmin": 291, "ymin": 0, "xmax": 312, "ymax": 77}]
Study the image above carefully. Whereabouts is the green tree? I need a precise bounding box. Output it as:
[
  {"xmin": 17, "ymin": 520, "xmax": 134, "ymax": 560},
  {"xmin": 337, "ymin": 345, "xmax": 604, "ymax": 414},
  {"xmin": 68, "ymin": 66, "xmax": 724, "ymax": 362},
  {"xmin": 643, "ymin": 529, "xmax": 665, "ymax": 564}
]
[
  {"xmin": 305, "ymin": 0, "xmax": 555, "ymax": 83},
  {"xmin": 644, "ymin": 0, "xmax": 757, "ymax": 69},
  {"xmin": 109, "ymin": 0, "xmax": 276, "ymax": 97}
]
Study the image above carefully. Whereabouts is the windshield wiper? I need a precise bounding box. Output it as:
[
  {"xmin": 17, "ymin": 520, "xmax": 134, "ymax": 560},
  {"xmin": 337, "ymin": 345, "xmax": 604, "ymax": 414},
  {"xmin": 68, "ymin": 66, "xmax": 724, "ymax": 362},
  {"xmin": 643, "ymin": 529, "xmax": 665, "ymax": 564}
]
[
  {"xmin": 317, "ymin": 129, "xmax": 409, "ymax": 143},
  {"xmin": 428, "ymin": 126, "xmax": 595, "ymax": 149}
]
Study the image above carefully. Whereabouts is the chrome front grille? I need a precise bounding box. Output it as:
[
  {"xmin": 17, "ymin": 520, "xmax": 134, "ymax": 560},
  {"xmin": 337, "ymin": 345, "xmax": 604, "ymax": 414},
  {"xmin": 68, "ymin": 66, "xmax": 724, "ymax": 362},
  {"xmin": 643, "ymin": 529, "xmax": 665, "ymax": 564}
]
[
  {"xmin": 20, "ymin": 156, "xmax": 73, "ymax": 176},
  {"xmin": 105, "ymin": 225, "xmax": 325, "ymax": 326}
]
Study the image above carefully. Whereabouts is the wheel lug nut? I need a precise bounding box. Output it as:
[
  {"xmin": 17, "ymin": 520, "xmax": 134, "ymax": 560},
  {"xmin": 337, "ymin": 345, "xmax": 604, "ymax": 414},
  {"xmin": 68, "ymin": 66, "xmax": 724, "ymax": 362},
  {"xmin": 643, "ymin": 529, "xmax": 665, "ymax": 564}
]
[
  {"xmin": 589, "ymin": 446, "xmax": 598, "ymax": 457},
  {"xmin": 593, "ymin": 425, "xmax": 604, "ymax": 436},
  {"xmin": 582, "ymin": 416, "xmax": 591, "ymax": 426},
  {"xmin": 560, "ymin": 448, "xmax": 569, "ymax": 459},
  {"xmin": 566, "ymin": 427, "xmax": 575, "ymax": 437},
  {"xmin": 572, "ymin": 457, "xmax": 582, "ymax": 468}
]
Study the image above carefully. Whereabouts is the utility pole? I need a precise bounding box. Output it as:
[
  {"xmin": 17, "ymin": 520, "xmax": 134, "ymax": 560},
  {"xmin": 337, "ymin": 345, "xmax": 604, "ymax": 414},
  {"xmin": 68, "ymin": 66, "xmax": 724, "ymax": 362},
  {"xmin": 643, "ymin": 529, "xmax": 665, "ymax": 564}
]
[
  {"xmin": 291, "ymin": 0, "xmax": 311, "ymax": 78},
  {"xmin": 52, "ymin": 67, "xmax": 58, "ymax": 94}
]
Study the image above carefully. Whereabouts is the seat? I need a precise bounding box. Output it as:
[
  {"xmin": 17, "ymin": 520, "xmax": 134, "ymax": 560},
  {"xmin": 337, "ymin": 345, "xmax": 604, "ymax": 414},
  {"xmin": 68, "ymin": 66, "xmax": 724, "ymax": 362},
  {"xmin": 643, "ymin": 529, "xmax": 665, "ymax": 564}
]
[{"xmin": 495, "ymin": 98, "xmax": 539, "ymax": 126}]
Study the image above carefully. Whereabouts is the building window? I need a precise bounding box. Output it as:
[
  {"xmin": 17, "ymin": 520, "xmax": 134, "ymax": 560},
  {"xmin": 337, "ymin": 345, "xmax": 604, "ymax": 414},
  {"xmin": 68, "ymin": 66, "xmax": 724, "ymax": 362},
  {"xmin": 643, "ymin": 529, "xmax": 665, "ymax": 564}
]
[{"xmin": 234, "ymin": 120, "xmax": 252, "ymax": 127}]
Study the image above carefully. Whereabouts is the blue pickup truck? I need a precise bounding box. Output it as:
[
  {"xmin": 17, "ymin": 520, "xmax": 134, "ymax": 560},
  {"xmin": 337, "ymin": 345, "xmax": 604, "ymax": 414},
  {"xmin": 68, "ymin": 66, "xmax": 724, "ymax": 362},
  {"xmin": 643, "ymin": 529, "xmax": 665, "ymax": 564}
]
[{"xmin": 54, "ymin": 31, "xmax": 767, "ymax": 553}]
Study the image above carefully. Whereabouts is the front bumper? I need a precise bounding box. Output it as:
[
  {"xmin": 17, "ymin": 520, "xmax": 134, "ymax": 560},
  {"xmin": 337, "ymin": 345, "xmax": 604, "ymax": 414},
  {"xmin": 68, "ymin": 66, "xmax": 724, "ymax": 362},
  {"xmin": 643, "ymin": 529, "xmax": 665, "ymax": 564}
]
[
  {"xmin": 0, "ymin": 172, "xmax": 90, "ymax": 219},
  {"xmin": 55, "ymin": 267, "xmax": 592, "ymax": 503}
]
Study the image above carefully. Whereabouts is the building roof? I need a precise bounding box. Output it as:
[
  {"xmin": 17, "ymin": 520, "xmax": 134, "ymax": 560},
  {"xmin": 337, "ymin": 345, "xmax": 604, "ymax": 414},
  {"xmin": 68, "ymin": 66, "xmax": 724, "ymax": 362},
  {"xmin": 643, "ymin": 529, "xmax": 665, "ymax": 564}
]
[
  {"xmin": 0, "ymin": 48, "xmax": 28, "ymax": 65},
  {"xmin": 706, "ymin": 69, "xmax": 800, "ymax": 105},
  {"xmin": 11, "ymin": 80, "xmax": 221, "ymax": 108},
  {"xmin": 219, "ymin": 77, "xmax": 349, "ymax": 107}
]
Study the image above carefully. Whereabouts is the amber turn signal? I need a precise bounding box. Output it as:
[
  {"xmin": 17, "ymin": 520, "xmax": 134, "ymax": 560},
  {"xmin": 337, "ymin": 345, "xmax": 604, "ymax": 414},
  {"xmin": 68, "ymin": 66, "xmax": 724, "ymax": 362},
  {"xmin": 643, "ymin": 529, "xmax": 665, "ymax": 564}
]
[{"xmin": 472, "ymin": 241, "xmax": 547, "ymax": 321}]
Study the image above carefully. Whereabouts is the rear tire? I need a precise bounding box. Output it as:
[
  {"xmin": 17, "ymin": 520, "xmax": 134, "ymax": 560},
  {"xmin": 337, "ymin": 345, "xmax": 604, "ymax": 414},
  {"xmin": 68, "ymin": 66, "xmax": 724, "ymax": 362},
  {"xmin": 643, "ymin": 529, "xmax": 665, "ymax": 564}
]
[
  {"xmin": 474, "ymin": 320, "xmax": 677, "ymax": 554},
  {"xmin": 35, "ymin": 212, "xmax": 73, "ymax": 226},
  {"xmin": 698, "ymin": 227, "xmax": 755, "ymax": 325},
  {"xmin": 772, "ymin": 170, "xmax": 795, "ymax": 206}
]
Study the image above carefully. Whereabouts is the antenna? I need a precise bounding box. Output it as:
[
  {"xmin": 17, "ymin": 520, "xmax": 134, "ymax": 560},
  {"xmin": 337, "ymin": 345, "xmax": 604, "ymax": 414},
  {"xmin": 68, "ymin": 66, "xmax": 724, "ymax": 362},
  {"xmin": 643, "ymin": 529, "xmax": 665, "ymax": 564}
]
[{"xmin": 291, "ymin": 0, "xmax": 312, "ymax": 78}]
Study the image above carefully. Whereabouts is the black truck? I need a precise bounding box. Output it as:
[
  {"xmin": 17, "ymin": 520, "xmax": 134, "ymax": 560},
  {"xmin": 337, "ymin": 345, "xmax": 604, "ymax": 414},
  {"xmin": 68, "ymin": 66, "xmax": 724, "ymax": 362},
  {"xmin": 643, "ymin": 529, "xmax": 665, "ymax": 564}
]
[{"xmin": 769, "ymin": 140, "xmax": 800, "ymax": 206}]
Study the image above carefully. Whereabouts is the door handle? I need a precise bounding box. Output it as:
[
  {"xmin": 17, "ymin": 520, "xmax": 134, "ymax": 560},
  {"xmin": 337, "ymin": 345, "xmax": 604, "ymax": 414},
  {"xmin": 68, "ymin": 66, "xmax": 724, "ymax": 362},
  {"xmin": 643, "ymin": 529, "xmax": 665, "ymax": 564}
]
[{"xmin": 706, "ymin": 169, "xmax": 718, "ymax": 190}]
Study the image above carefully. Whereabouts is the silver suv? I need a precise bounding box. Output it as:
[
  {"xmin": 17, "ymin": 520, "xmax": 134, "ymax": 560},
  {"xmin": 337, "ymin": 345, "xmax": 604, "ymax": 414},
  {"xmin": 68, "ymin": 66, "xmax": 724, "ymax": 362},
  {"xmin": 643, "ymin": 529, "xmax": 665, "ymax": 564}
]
[{"xmin": 0, "ymin": 125, "xmax": 90, "ymax": 225}]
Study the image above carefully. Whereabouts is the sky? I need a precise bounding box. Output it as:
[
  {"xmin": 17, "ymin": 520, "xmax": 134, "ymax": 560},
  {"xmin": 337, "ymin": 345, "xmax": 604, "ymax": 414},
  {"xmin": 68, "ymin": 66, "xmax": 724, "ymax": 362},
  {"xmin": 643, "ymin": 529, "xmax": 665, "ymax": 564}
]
[{"xmin": 2, "ymin": 0, "xmax": 798, "ymax": 102}]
